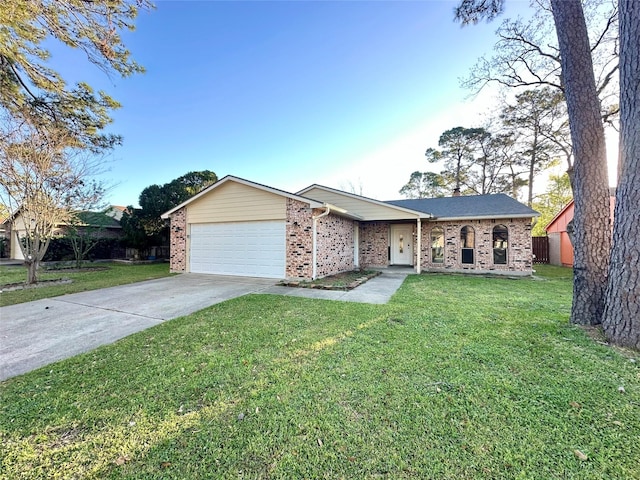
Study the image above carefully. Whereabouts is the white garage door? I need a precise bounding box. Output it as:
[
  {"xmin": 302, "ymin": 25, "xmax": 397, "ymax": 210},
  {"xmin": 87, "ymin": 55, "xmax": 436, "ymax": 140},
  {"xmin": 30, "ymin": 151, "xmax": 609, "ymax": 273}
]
[{"xmin": 189, "ymin": 221, "xmax": 286, "ymax": 278}]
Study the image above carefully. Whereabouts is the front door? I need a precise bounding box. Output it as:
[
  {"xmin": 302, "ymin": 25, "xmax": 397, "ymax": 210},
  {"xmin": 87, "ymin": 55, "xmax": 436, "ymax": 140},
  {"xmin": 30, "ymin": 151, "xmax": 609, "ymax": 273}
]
[{"xmin": 391, "ymin": 225, "xmax": 413, "ymax": 265}]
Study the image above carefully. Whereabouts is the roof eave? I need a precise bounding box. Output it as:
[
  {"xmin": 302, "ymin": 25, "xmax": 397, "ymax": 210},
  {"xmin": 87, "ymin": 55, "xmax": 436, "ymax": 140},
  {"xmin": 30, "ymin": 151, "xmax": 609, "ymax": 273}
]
[
  {"xmin": 324, "ymin": 203, "xmax": 364, "ymax": 221},
  {"xmin": 431, "ymin": 213, "xmax": 539, "ymax": 221},
  {"xmin": 297, "ymin": 184, "xmax": 432, "ymax": 218},
  {"xmin": 544, "ymin": 199, "xmax": 574, "ymax": 231}
]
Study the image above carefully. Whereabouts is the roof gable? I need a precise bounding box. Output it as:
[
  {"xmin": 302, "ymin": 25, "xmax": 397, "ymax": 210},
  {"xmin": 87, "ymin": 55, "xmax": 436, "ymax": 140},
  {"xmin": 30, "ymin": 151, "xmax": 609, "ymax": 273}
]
[
  {"xmin": 161, "ymin": 175, "xmax": 324, "ymax": 218},
  {"xmin": 387, "ymin": 194, "xmax": 538, "ymax": 220},
  {"xmin": 545, "ymin": 190, "xmax": 615, "ymax": 233},
  {"xmin": 297, "ymin": 184, "xmax": 430, "ymax": 221},
  {"xmin": 545, "ymin": 199, "xmax": 574, "ymax": 232}
]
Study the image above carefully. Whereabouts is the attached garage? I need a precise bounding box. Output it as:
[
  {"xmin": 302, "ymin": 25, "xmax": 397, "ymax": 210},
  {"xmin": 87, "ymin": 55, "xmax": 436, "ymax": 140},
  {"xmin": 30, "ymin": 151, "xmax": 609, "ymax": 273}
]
[
  {"xmin": 162, "ymin": 176, "xmax": 325, "ymax": 279},
  {"xmin": 189, "ymin": 221, "xmax": 285, "ymax": 278}
]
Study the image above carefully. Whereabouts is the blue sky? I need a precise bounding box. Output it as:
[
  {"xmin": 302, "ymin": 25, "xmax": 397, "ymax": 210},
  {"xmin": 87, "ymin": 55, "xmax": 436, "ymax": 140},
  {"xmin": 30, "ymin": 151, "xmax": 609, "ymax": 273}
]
[{"xmin": 57, "ymin": 0, "xmax": 538, "ymax": 206}]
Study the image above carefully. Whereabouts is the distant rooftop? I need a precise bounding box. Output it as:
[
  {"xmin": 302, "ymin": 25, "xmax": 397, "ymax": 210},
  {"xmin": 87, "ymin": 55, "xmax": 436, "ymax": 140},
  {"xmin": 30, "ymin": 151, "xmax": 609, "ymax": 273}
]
[{"xmin": 76, "ymin": 210, "xmax": 122, "ymax": 228}]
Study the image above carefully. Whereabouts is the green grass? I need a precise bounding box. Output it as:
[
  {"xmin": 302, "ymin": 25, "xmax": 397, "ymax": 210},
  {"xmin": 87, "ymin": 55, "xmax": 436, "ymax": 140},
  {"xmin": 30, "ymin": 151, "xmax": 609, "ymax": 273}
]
[
  {"xmin": 533, "ymin": 264, "xmax": 574, "ymax": 280},
  {"xmin": 0, "ymin": 263, "xmax": 172, "ymax": 306},
  {"xmin": 1, "ymin": 267, "xmax": 638, "ymax": 479}
]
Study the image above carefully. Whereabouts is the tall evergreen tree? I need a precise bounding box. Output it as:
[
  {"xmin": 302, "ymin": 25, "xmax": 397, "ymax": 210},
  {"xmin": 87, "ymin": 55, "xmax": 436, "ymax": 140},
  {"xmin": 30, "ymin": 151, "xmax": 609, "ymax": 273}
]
[{"xmin": 501, "ymin": 88, "xmax": 570, "ymax": 206}]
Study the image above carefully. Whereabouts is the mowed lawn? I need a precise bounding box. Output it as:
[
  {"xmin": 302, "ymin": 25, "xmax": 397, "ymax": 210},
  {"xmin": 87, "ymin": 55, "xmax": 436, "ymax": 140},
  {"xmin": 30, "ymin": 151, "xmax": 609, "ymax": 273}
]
[{"xmin": 1, "ymin": 266, "xmax": 638, "ymax": 479}]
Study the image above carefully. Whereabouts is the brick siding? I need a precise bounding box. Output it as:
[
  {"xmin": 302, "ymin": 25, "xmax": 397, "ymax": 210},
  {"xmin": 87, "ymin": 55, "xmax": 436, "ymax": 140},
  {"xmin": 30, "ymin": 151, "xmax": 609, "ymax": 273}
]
[
  {"xmin": 357, "ymin": 219, "xmax": 533, "ymax": 274},
  {"xmin": 420, "ymin": 219, "xmax": 533, "ymax": 273},
  {"xmin": 168, "ymin": 207, "xmax": 187, "ymax": 273},
  {"xmin": 285, "ymin": 199, "xmax": 314, "ymax": 279},
  {"xmin": 359, "ymin": 222, "xmax": 390, "ymax": 268},
  {"xmin": 316, "ymin": 213, "xmax": 355, "ymax": 278}
]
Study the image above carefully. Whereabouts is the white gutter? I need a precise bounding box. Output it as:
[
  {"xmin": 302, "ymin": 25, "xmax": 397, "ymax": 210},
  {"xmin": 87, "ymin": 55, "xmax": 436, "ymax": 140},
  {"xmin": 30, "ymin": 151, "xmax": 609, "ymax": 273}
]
[
  {"xmin": 312, "ymin": 205, "xmax": 331, "ymax": 280},
  {"xmin": 416, "ymin": 218, "xmax": 422, "ymax": 274}
]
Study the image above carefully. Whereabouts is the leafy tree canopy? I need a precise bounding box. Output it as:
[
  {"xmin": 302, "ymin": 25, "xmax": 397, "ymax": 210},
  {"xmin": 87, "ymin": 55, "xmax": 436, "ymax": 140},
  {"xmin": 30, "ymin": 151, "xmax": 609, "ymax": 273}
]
[
  {"xmin": 402, "ymin": 85, "xmax": 574, "ymax": 205},
  {"xmin": 531, "ymin": 173, "xmax": 572, "ymax": 236},
  {"xmin": 501, "ymin": 87, "xmax": 571, "ymax": 204},
  {"xmin": 122, "ymin": 171, "xmax": 218, "ymax": 248},
  {"xmin": 399, "ymin": 171, "xmax": 448, "ymax": 199},
  {"xmin": 400, "ymin": 126, "xmax": 517, "ymax": 199},
  {"xmin": 138, "ymin": 170, "xmax": 218, "ymax": 221},
  {"xmin": 432, "ymin": 126, "xmax": 491, "ymax": 193},
  {"xmin": 0, "ymin": 0, "xmax": 153, "ymax": 150}
]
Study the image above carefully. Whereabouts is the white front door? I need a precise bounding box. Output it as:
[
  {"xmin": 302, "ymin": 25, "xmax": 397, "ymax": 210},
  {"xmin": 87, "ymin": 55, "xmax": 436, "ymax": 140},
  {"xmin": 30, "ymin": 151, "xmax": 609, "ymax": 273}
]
[{"xmin": 390, "ymin": 225, "xmax": 413, "ymax": 265}]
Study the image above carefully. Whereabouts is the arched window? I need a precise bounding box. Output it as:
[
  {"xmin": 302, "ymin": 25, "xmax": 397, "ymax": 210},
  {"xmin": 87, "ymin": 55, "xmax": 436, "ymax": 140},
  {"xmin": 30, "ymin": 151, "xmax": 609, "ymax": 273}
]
[
  {"xmin": 431, "ymin": 227, "xmax": 444, "ymax": 263},
  {"xmin": 460, "ymin": 226, "xmax": 475, "ymax": 264},
  {"xmin": 493, "ymin": 224, "xmax": 508, "ymax": 265}
]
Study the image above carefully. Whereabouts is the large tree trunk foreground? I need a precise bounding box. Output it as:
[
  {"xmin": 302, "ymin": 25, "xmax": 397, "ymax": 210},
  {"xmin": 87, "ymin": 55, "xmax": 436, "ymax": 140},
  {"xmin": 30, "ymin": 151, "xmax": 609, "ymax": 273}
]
[
  {"xmin": 550, "ymin": 0, "xmax": 611, "ymax": 325},
  {"xmin": 602, "ymin": 0, "xmax": 640, "ymax": 349}
]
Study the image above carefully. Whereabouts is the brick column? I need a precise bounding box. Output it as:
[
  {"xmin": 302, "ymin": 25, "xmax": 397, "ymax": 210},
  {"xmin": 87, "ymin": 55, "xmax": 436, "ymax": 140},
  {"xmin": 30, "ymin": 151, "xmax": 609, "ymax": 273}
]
[
  {"xmin": 169, "ymin": 207, "xmax": 187, "ymax": 273},
  {"xmin": 286, "ymin": 199, "xmax": 313, "ymax": 279}
]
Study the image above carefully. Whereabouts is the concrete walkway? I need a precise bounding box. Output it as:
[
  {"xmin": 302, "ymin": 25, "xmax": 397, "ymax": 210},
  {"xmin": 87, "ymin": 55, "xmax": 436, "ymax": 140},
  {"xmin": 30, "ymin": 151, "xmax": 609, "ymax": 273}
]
[{"xmin": 0, "ymin": 270, "xmax": 409, "ymax": 381}]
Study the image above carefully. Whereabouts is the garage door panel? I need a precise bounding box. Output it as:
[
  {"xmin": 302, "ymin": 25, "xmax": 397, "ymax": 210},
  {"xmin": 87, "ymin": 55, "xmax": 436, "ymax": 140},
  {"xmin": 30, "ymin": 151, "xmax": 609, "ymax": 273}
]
[{"xmin": 190, "ymin": 221, "xmax": 285, "ymax": 278}]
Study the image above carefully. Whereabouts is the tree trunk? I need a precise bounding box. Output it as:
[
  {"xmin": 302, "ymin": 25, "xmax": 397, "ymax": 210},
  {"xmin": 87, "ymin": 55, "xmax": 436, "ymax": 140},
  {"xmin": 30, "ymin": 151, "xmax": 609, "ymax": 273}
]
[
  {"xmin": 550, "ymin": 0, "xmax": 611, "ymax": 325},
  {"xmin": 26, "ymin": 259, "xmax": 39, "ymax": 285},
  {"xmin": 17, "ymin": 230, "xmax": 50, "ymax": 285},
  {"xmin": 602, "ymin": 0, "xmax": 640, "ymax": 349},
  {"xmin": 15, "ymin": 230, "xmax": 38, "ymax": 285}
]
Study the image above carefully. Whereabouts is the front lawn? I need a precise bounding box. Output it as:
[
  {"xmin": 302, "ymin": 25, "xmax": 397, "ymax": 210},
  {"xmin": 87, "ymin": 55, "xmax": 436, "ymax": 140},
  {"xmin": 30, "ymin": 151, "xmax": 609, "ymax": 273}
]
[
  {"xmin": 1, "ymin": 266, "xmax": 638, "ymax": 479},
  {"xmin": 0, "ymin": 262, "xmax": 172, "ymax": 306}
]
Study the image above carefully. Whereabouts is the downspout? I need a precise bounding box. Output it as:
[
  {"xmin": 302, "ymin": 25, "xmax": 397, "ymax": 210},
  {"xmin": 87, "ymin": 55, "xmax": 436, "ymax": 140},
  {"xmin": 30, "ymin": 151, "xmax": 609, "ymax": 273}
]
[
  {"xmin": 312, "ymin": 205, "xmax": 331, "ymax": 280},
  {"xmin": 416, "ymin": 218, "xmax": 422, "ymax": 274}
]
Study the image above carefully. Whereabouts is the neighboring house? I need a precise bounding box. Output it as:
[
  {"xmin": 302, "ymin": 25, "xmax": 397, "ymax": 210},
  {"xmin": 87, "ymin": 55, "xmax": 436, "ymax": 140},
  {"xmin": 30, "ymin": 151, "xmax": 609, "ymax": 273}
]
[
  {"xmin": 0, "ymin": 215, "xmax": 8, "ymax": 258},
  {"xmin": 161, "ymin": 175, "xmax": 538, "ymax": 280},
  {"xmin": 71, "ymin": 210, "xmax": 124, "ymax": 239},
  {"xmin": 2, "ymin": 207, "xmax": 124, "ymax": 260},
  {"xmin": 545, "ymin": 189, "xmax": 616, "ymax": 267}
]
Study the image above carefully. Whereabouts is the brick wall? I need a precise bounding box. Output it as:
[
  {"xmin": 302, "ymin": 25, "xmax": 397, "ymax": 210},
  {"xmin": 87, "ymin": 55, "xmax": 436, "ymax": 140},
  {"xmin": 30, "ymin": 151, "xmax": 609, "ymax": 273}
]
[
  {"xmin": 419, "ymin": 219, "xmax": 533, "ymax": 274},
  {"xmin": 359, "ymin": 222, "xmax": 390, "ymax": 268},
  {"xmin": 285, "ymin": 199, "xmax": 313, "ymax": 279},
  {"xmin": 316, "ymin": 213, "xmax": 355, "ymax": 278},
  {"xmin": 169, "ymin": 207, "xmax": 187, "ymax": 273}
]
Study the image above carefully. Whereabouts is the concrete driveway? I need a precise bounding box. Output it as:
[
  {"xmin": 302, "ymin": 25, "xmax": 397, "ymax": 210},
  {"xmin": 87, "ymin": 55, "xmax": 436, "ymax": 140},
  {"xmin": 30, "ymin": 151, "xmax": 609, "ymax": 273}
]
[
  {"xmin": 0, "ymin": 270, "xmax": 409, "ymax": 381},
  {"xmin": 0, "ymin": 274, "xmax": 276, "ymax": 381}
]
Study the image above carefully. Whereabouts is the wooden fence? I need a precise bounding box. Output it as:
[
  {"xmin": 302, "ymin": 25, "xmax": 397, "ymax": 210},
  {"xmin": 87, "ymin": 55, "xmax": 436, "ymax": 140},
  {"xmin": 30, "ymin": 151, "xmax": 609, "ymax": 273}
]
[{"xmin": 532, "ymin": 236, "xmax": 549, "ymax": 264}]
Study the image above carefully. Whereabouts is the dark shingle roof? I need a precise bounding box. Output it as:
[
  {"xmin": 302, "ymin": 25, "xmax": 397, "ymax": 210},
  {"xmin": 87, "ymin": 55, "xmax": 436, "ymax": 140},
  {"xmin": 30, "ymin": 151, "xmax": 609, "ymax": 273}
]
[
  {"xmin": 386, "ymin": 194, "xmax": 538, "ymax": 219},
  {"xmin": 76, "ymin": 211, "xmax": 121, "ymax": 228}
]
